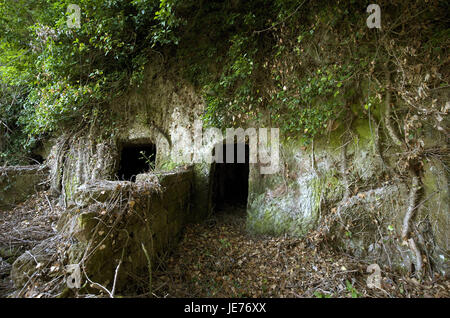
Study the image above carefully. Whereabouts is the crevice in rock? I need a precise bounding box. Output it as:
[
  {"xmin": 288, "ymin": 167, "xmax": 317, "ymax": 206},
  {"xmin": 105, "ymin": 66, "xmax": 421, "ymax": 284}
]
[{"xmin": 117, "ymin": 143, "xmax": 157, "ymax": 182}]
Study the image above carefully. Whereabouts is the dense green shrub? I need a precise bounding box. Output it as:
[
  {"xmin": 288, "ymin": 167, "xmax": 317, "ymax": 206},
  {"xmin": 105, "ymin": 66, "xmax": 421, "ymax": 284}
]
[{"xmin": 1, "ymin": 0, "xmax": 448, "ymax": 162}]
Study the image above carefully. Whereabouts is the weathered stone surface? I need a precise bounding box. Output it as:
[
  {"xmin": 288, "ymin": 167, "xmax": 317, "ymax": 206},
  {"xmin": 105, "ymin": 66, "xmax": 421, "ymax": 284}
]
[
  {"xmin": 72, "ymin": 180, "xmax": 133, "ymax": 208},
  {"xmin": 245, "ymin": 118, "xmax": 446, "ymax": 274},
  {"xmin": 0, "ymin": 256, "xmax": 11, "ymax": 279},
  {"xmin": 0, "ymin": 165, "xmax": 49, "ymax": 209},
  {"xmin": 247, "ymin": 119, "xmax": 388, "ymax": 237},
  {"xmin": 328, "ymin": 183, "xmax": 411, "ymax": 271},
  {"xmin": 58, "ymin": 167, "xmax": 195, "ymax": 293},
  {"xmin": 11, "ymin": 238, "xmax": 57, "ymax": 288},
  {"xmin": 59, "ymin": 136, "xmax": 119, "ymax": 203},
  {"xmin": 419, "ymin": 158, "xmax": 449, "ymax": 276}
]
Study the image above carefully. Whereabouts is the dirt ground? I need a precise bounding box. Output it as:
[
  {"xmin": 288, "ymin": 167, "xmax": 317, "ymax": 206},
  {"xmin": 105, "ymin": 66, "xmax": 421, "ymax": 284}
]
[
  {"xmin": 151, "ymin": 207, "xmax": 449, "ymax": 298},
  {"xmin": 0, "ymin": 191, "xmax": 61, "ymax": 297},
  {"xmin": 1, "ymin": 194, "xmax": 448, "ymax": 298}
]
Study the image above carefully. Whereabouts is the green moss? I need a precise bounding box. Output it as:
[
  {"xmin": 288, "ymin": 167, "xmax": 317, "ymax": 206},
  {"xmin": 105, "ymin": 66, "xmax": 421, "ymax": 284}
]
[
  {"xmin": 421, "ymin": 159, "xmax": 449, "ymax": 252},
  {"xmin": 310, "ymin": 125, "xmax": 345, "ymax": 154},
  {"xmin": 157, "ymin": 159, "xmax": 180, "ymax": 171},
  {"xmin": 315, "ymin": 169, "xmax": 344, "ymax": 202},
  {"xmin": 76, "ymin": 212, "xmax": 99, "ymax": 241},
  {"xmin": 353, "ymin": 118, "xmax": 375, "ymax": 143},
  {"xmin": 247, "ymin": 204, "xmax": 304, "ymax": 237},
  {"xmin": 247, "ymin": 148, "xmax": 346, "ymax": 237},
  {"xmin": 64, "ymin": 173, "xmax": 79, "ymax": 202},
  {"xmin": 308, "ymin": 171, "xmax": 343, "ymax": 222}
]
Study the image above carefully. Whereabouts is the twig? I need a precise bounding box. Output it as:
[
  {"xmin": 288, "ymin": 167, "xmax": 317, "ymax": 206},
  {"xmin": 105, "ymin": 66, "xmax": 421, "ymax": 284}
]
[
  {"xmin": 45, "ymin": 195, "xmax": 53, "ymax": 214},
  {"xmin": 383, "ymin": 66, "xmax": 403, "ymax": 147},
  {"xmin": 254, "ymin": 0, "xmax": 306, "ymax": 34},
  {"xmin": 141, "ymin": 243, "xmax": 153, "ymax": 295},
  {"xmin": 408, "ymin": 238, "xmax": 423, "ymax": 278},
  {"xmin": 82, "ymin": 260, "xmax": 122, "ymax": 298},
  {"xmin": 110, "ymin": 260, "xmax": 122, "ymax": 298}
]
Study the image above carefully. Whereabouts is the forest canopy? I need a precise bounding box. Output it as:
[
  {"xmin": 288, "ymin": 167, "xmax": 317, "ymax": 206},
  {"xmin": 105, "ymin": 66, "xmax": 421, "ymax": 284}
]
[{"xmin": 0, "ymin": 0, "xmax": 448, "ymax": 164}]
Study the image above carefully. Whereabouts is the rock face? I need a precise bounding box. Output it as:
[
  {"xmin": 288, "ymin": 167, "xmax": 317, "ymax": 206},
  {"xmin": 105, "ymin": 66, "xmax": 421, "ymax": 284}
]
[
  {"xmin": 246, "ymin": 119, "xmax": 448, "ymax": 275},
  {"xmin": 45, "ymin": 59, "xmax": 217, "ymax": 218},
  {"xmin": 10, "ymin": 168, "xmax": 197, "ymax": 293},
  {"xmin": 33, "ymin": 59, "xmax": 447, "ymax": 280},
  {"xmin": 10, "ymin": 238, "xmax": 57, "ymax": 288},
  {"xmin": 247, "ymin": 119, "xmax": 383, "ymax": 237},
  {"xmin": 420, "ymin": 158, "xmax": 449, "ymax": 275},
  {"xmin": 60, "ymin": 168, "xmax": 194, "ymax": 293},
  {"xmin": 0, "ymin": 165, "xmax": 49, "ymax": 209}
]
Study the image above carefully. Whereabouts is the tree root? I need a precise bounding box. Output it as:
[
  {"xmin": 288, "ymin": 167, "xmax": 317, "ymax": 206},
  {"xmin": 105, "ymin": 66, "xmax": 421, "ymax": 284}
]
[
  {"xmin": 408, "ymin": 238, "xmax": 423, "ymax": 277},
  {"xmin": 401, "ymin": 171, "xmax": 420, "ymax": 240},
  {"xmin": 383, "ymin": 64, "xmax": 423, "ymax": 277},
  {"xmin": 383, "ymin": 67, "xmax": 403, "ymax": 147},
  {"xmin": 340, "ymin": 138, "xmax": 350, "ymax": 200}
]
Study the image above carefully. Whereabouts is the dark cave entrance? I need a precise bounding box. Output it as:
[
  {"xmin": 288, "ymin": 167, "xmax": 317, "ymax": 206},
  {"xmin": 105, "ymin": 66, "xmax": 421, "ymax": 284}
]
[
  {"xmin": 117, "ymin": 143, "xmax": 157, "ymax": 182},
  {"xmin": 29, "ymin": 153, "xmax": 44, "ymax": 165},
  {"xmin": 210, "ymin": 143, "xmax": 250, "ymax": 213}
]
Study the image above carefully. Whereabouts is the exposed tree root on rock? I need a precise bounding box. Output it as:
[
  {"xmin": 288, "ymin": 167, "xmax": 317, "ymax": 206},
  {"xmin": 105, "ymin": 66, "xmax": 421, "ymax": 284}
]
[{"xmin": 383, "ymin": 65, "xmax": 424, "ymax": 278}]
